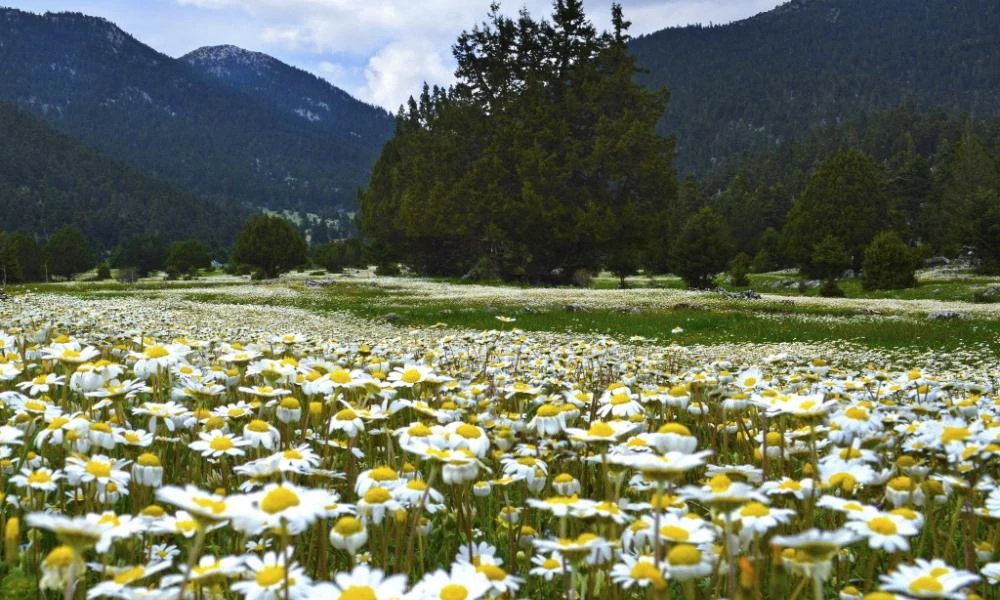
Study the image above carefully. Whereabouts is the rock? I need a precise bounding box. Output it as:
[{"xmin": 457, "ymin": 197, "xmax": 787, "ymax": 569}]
[
  {"xmin": 841, "ymin": 269, "xmax": 856, "ymax": 279},
  {"xmin": 927, "ymin": 311, "xmax": 961, "ymax": 321},
  {"xmin": 923, "ymin": 256, "xmax": 950, "ymax": 268},
  {"xmin": 460, "ymin": 267, "xmax": 479, "ymax": 281},
  {"xmin": 713, "ymin": 287, "xmax": 761, "ymax": 300},
  {"xmin": 564, "ymin": 304, "xmax": 589, "ymax": 313},
  {"xmin": 382, "ymin": 312, "xmax": 402, "ymax": 323},
  {"xmin": 303, "ymin": 278, "xmax": 333, "ymax": 288},
  {"xmin": 974, "ymin": 285, "xmax": 1000, "ymax": 303},
  {"xmin": 804, "ymin": 280, "xmax": 821, "ymax": 289}
]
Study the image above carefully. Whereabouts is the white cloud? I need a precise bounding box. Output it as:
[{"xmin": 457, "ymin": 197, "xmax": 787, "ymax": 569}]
[{"xmin": 361, "ymin": 39, "xmax": 454, "ymax": 109}]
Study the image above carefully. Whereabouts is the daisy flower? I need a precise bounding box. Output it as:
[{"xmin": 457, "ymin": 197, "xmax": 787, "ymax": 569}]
[
  {"xmin": 189, "ymin": 429, "xmax": 251, "ymax": 459},
  {"xmin": 878, "ymin": 559, "xmax": 979, "ymax": 599},
  {"xmin": 308, "ymin": 564, "xmax": 408, "ymax": 599},
  {"xmin": 231, "ymin": 549, "xmax": 312, "ymax": 600}
]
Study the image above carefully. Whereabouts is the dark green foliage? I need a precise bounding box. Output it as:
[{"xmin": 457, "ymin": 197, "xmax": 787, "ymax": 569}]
[
  {"xmin": 95, "ymin": 263, "xmax": 111, "ymax": 280},
  {"xmin": 971, "ymin": 189, "xmax": 1000, "ymax": 274},
  {"xmin": 359, "ymin": 2, "xmax": 676, "ymax": 282},
  {"xmin": 111, "ymin": 235, "xmax": 167, "ymax": 277},
  {"xmin": 45, "ymin": 224, "xmax": 95, "ymax": 279},
  {"xmin": 810, "ymin": 235, "xmax": 851, "ymax": 283},
  {"xmin": 0, "ymin": 10, "xmax": 394, "ymax": 213},
  {"xmin": 231, "ymin": 214, "xmax": 307, "ymax": 279},
  {"xmin": 782, "ymin": 150, "xmax": 896, "ymax": 274},
  {"xmin": 165, "ymin": 240, "xmax": 211, "ymax": 275},
  {"xmin": 704, "ymin": 107, "xmax": 1000, "ymax": 265},
  {"xmin": 314, "ymin": 239, "xmax": 364, "ymax": 273},
  {"xmin": 729, "ymin": 252, "xmax": 751, "ymax": 287},
  {"xmin": 669, "ymin": 207, "xmax": 734, "ymax": 288},
  {"xmin": 629, "ymin": 0, "xmax": 1000, "ymax": 174},
  {"xmin": 0, "ymin": 103, "xmax": 243, "ymax": 250},
  {"xmin": 862, "ymin": 231, "xmax": 919, "ymax": 290}
]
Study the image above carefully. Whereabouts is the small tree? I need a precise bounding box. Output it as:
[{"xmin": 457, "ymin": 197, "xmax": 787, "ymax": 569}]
[
  {"xmin": 231, "ymin": 214, "xmax": 307, "ymax": 279},
  {"xmin": 670, "ymin": 207, "xmax": 734, "ymax": 288},
  {"xmin": 314, "ymin": 239, "xmax": 364, "ymax": 273},
  {"xmin": 811, "ymin": 234, "xmax": 850, "ymax": 296},
  {"xmin": 165, "ymin": 239, "xmax": 211, "ymax": 276},
  {"xmin": 862, "ymin": 231, "xmax": 919, "ymax": 290},
  {"xmin": 45, "ymin": 225, "xmax": 95, "ymax": 280},
  {"xmin": 729, "ymin": 252, "xmax": 751, "ymax": 287}
]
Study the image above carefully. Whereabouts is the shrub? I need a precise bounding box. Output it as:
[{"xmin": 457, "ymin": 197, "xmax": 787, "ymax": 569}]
[
  {"xmin": 231, "ymin": 214, "xmax": 307, "ymax": 279},
  {"xmin": 729, "ymin": 252, "xmax": 751, "ymax": 286},
  {"xmin": 670, "ymin": 207, "xmax": 735, "ymax": 288},
  {"xmin": 861, "ymin": 231, "xmax": 919, "ymax": 290},
  {"xmin": 95, "ymin": 263, "xmax": 111, "ymax": 281}
]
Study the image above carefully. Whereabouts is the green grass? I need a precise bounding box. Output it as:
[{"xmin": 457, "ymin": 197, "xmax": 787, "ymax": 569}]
[{"xmin": 15, "ymin": 277, "xmax": 1000, "ymax": 353}]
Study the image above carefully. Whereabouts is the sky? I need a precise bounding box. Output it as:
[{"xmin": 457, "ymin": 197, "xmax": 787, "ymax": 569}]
[{"xmin": 3, "ymin": 0, "xmax": 784, "ymax": 110}]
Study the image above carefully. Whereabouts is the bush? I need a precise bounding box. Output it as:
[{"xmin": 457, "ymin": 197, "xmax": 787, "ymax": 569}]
[
  {"xmin": 861, "ymin": 231, "xmax": 919, "ymax": 290},
  {"xmin": 670, "ymin": 207, "xmax": 735, "ymax": 288},
  {"xmin": 810, "ymin": 235, "xmax": 851, "ymax": 283},
  {"xmin": 165, "ymin": 239, "xmax": 211, "ymax": 276},
  {"xmin": 95, "ymin": 263, "xmax": 111, "ymax": 281},
  {"xmin": 374, "ymin": 263, "xmax": 401, "ymax": 277},
  {"xmin": 231, "ymin": 214, "xmax": 307, "ymax": 279},
  {"xmin": 729, "ymin": 252, "xmax": 751, "ymax": 286},
  {"xmin": 820, "ymin": 279, "xmax": 846, "ymax": 297}
]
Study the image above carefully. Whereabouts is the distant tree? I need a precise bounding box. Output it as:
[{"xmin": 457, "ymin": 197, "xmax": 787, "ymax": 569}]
[
  {"xmin": 231, "ymin": 214, "xmax": 307, "ymax": 279},
  {"xmin": 95, "ymin": 263, "xmax": 111, "ymax": 281},
  {"xmin": 811, "ymin": 234, "xmax": 851, "ymax": 296},
  {"xmin": 862, "ymin": 231, "xmax": 919, "ymax": 290},
  {"xmin": 670, "ymin": 207, "xmax": 734, "ymax": 288},
  {"xmin": 112, "ymin": 235, "xmax": 167, "ymax": 277},
  {"xmin": 0, "ymin": 233, "xmax": 19, "ymax": 285},
  {"xmin": 6, "ymin": 232, "xmax": 43, "ymax": 282},
  {"xmin": 782, "ymin": 150, "xmax": 897, "ymax": 275},
  {"xmin": 314, "ymin": 239, "xmax": 364, "ymax": 273},
  {"xmin": 729, "ymin": 252, "xmax": 751, "ymax": 287},
  {"xmin": 165, "ymin": 239, "xmax": 211, "ymax": 275},
  {"xmin": 970, "ymin": 188, "xmax": 1000, "ymax": 274},
  {"xmin": 45, "ymin": 225, "xmax": 95, "ymax": 280}
]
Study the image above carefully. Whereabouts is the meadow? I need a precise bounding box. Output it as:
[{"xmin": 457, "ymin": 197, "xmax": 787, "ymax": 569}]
[{"xmin": 0, "ymin": 271, "xmax": 998, "ymax": 598}]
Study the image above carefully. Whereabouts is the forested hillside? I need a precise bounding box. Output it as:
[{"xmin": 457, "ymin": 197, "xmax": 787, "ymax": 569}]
[
  {"xmin": 630, "ymin": 0, "xmax": 1000, "ymax": 173},
  {"xmin": 0, "ymin": 9, "xmax": 394, "ymax": 213},
  {"xmin": 0, "ymin": 103, "xmax": 244, "ymax": 250}
]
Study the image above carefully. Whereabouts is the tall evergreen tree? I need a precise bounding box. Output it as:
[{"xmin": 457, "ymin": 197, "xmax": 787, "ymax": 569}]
[{"xmin": 359, "ymin": 2, "xmax": 676, "ymax": 283}]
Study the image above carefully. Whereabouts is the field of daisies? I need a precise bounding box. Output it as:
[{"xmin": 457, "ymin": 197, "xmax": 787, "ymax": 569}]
[{"xmin": 0, "ymin": 289, "xmax": 998, "ymax": 599}]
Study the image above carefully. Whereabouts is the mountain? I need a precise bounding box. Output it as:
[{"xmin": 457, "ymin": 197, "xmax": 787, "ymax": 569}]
[
  {"xmin": 183, "ymin": 45, "xmax": 391, "ymax": 144},
  {"xmin": 0, "ymin": 9, "xmax": 394, "ymax": 213},
  {"xmin": 629, "ymin": 0, "xmax": 1000, "ymax": 173},
  {"xmin": 0, "ymin": 102, "xmax": 245, "ymax": 249}
]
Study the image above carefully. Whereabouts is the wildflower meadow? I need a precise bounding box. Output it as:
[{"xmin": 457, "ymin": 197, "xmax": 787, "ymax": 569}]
[{"xmin": 0, "ymin": 288, "xmax": 997, "ymax": 599}]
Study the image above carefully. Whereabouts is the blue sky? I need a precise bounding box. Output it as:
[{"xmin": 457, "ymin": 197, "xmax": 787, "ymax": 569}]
[{"xmin": 3, "ymin": 0, "xmax": 784, "ymax": 109}]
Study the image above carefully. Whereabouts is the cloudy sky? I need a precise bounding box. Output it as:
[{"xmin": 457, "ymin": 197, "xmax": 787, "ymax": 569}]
[{"xmin": 5, "ymin": 0, "xmax": 783, "ymax": 109}]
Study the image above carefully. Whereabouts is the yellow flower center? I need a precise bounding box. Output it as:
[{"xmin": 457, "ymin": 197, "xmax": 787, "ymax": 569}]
[
  {"xmin": 43, "ymin": 546, "xmax": 75, "ymax": 568},
  {"xmin": 85, "ymin": 460, "xmax": 112, "ymax": 479},
  {"xmin": 335, "ymin": 409, "xmax": 358, "ymax": 421},
  {"xmin": 440, "ymin": 584, "xmax": 468, "ymax": 600},
  {"xmin": 888, "ymin": 476, "xmax": 914, "ymax": 492},
  {"xmin": 330, "ymin": 369, "xmax": 352, "ymax": 384},
  {"xmin": 908, "ymin": 576, "xmax": 943, "ymax": 594},
  {"xmin": 246, "ymin": 420, "xmax": 270, "ymax": 433},
  {"xmin": 536, "ymin": 404, "xmax": 561, "ymax": 417},
  {"xmin": 630, "ymin": 561, "xmax": 666, "ymax": 589},
  {"xmin": 27, "ymin": 471, "xmax": 51, "ymax": 485},
  {"xmin": 371, "ymin": 467, "xmax": 398, "ymax": 481},
  {"xmin": 477, "ymin": 564, "xmax": 507, "ymax": 581},
  {"xmin": 658, "ymin": 423, "xmax": 691, "ymax": 436},
  {"xmin": 144, "ymin": 346, "xmax": 169, "ymax": 359},
  {"xmin": 113, "ymin": 566, "xmax": 145, "ymax": 585},
  {"xmin": 829, "ymin": 472, "xmax": 857, "ymax": 492},
  {"xmin": 542, "ymin": 558, "xmax": 561, "ymax": 569},
  {"xmin": 280, "ymin": 397, "xmax": 300, "ymax": 409},
  {"xmin": 667, "ymin": 544, "xmax": 702, "ymax": 566},
  {"xmin": 709, "ymin": 474, "xmax": 732, "ymax": 493},
  {"xmin": 261, "ymin": 487, "xmax": 300, "ymax": 514},
  {"xmin": 340, "ymin": 586, "xmax": 377, "ymax": 600},
  {"xmin": 138, "ymin": 453, "xmax": 160, "ymax": 467},
  {"xmin": 586, "ymin": 422, "xmax": 615, "ymax": 437},
  {"xmin": 455, "ymin": 424, "xmax": 481, "ymax": 439},
  {"xmin": 255, "ymin": 565, "xmax": 285, "ymax": 588},
  {"xmin": 941, "ymin": 427, "xmax": 970, "ymax": 443},
  {"xmin": 209, "ymin": 436, "xmax": 234, "ymax": 451},
  {"xmin": 334, "ymin": 517, "xmax": 364, "ymax": 536},
  {"xmin": 868, "ymin": 517, "xmax": 897, "ymax": 535},
  {"xmin": 659, "ymin": 525, "xmax": 689, "ymax": 541},
  {"xmin": 401, "ymin": 368, "xmax": 422, "ymax": 384},
  {"xmin": 845, "ymin": 407, "xmax": 868, "ymax": 420},
  {"xmin": 188, "ymin": 495, "xmax": 225, "ymax": 516},
  {"xmin": 363, "ymin": 487, "xmax": 391, "ymax": 504},
  {"xmin": 740, "ymin": 502, "xmax": 770, "ymax": 517}
]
